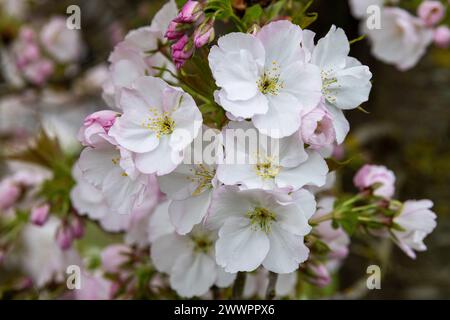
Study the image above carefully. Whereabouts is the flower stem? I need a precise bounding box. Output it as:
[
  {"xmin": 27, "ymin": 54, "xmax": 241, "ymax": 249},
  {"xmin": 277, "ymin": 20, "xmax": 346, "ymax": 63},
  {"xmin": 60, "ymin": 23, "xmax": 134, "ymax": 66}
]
[
  {"xmin": 309, "ymin": 212, "xmax": 334, "ymax": 225},
  {"xmin": 232, "ymin": 272, "xmax": 246, "ymax": 299},
  {"xmin": 266, "ymin": 272, "xmax": 278, "ymax": 300}
]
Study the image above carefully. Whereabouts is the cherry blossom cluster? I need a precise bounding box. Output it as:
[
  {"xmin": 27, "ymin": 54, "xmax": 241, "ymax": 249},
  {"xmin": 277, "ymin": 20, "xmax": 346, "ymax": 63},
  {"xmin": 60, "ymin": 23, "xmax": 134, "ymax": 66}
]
[
  {"xmin": 0, "ymin": 0, "xmax": 439, "ymax": 300},
  {"xmin": 349, "ymin": 0, "xmax": 450, "ymax": 70},
  {"xmin": 2, "ymin": 16, "xmax": 82, "ymax": 87}
]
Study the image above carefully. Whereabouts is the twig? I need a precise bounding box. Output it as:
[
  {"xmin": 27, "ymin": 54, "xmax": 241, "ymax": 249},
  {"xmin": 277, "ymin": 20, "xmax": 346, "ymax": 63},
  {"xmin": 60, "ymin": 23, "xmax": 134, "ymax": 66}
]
[
  {"xmin": 232, "ymin": 272, "xmax": 246, "ymax": 299},
  {"xmin": 265, "ymin": 272, "xmax": 278, "ymax": 300}
]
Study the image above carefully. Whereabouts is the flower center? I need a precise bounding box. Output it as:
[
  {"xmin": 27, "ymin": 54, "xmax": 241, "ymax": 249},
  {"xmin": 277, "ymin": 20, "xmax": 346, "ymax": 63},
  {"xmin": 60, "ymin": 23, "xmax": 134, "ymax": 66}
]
[
  {"xmin": 255, "ymin": 155, "xmax": 280, "ymax": 180},
  {"xmin": 142, "ymin": 109, "xmax": 175, "ymax": 138},
  {"xmin": 247, "ymin": 207, "xmax": 277, "ymax": 233},
  {"xmin": 321, "ymin": 70, "xmax": 338, "ymax": 104},
  {"xmin": 188, "ymin": 164, "xmax": 215, "ymax": 196},
  {"xmin": 257, "ymin": 62, "xmax": 283, "ymax": 95},
  {"xmin": 191, "ymin": 233, "xmax": 213, "ymax": 254}
]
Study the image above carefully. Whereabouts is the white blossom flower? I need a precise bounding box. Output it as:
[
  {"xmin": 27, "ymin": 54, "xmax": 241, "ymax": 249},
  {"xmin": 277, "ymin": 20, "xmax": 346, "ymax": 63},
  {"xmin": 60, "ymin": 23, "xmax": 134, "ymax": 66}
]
[
  {"xmin": 207, "ymin": 187, "xmax": 316, "ymax": 274},
  {"xmin": 149, "ymin": 201, "xmax": 235, "ymax": 297},
  {"xmin": 40, "ymin": 16, "xmax": 82, "ymax": 63},
  {"xmin": 363, "ymin": 8, "xmax": 433, "ymax": 71},
  {"xmin": 209, "ymin": 20, "xmax": 322, "ymax": 138},
  {"xmin": 108, "ymin": 76, "xmax": 202, "ymax": 175},
  {"xmin": 306, "ymin": 25, "xmax": 373, "ymax": 143},
  {"xmin": 77, "ymin": 144, "xmax": 149, "ymax": 215},
  {"xmin": 217, "ymin": 121, "xmax": 328, "ymax": 191},
  {"xmin": 393, "ymin": 199, "xmax": 437, "ymax": 259},
  {"xmin": 102, "ymin": 0, "xmax": 178, "ymax": 107},
  {"xmin": 11, "ymin": 218, "xmax": 80, "ymax": 287},
  {"xmin": 157, "ymin": 128, "xmax": 222, "ymax": 235}
]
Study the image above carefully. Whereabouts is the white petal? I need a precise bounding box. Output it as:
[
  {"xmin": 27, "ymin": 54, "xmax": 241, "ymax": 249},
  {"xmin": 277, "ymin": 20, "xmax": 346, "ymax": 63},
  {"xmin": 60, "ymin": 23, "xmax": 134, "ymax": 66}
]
[
  {"xmin": 78, "ymin": 147, "xmax": 117, "ymax": 188},
  {"xmin": 170, "ymin": 252, "xmax": 217, "ymax": 298},
  {"xmin": 281, "ymin": 62, "xmax": 322, "ymax": 113},
  {"xmin": 102, "ymin": 169, "xmax": 146, "ymax": 215},
  {"xmin": 276, "ymin": 272, "xmax": 298, "ymax": 296},
  {"xmin": 263, "ymin": 224, "xmax": 309, "ymax": 273},
  {"xmin": 290, "ymin": 189, "xmax": 317, "ymax": 220},
  {"xmin": 215, "ymin": 267, "xmax": 237, "ymax": 288},
  {"xmin": 208, "ymin": 46, "xmax": 260, "ymax": 101},
  {"xmin": 206, "ymin": 187, "xmax": 255, "ymax": 230},
  {"xmin": 252, "ymin": 93, "xmax": 302, "ymax": 138},
  {"xmin": 256, "ymin": 20, "xmax": 304, "ymax": 67},
  {"xmin": 148, "ymin": 200, "xmax": 174, "ymax": 243},
  {"xmin": 312, "ymin": 25, "xmax": 349, "ymax": 70},
  {"xmin": 330, "ymin": 65, "xmax": 372, "ymax": 110},
  {"xmin": 326, "ymin": 103, "xmax": 349, "ymax": 144},
  {"xmin": 157, "ymin": 164, "xmax": 197, "ymax": 200},
  {"xmin": 151, "ymin": 233, "xmax": 192, "ymax": 273},
  {"xmin": 215, "ymin": 89, "xmax": 268, "ymax": 119},
  {"xmin": 169, "ymin": 191, "xmax": 212, "ymax": 235},
  {"xmin": 216, "ymin": 217, "xmax": 269, "ymax": 272},
  {"xmin": 274, "ymin": 203, "xmax": 312, "ymax": 236},
  {"xmin": 276, "ymin": 151, "xmax": 328, "ymax": 190},
  {"xmin": 135, "ymin": 137, "xmax": 183, "ymax": 175},
  {"xmin": 109, "ymin": 116, "xmax": 159, "ymax": 153}
]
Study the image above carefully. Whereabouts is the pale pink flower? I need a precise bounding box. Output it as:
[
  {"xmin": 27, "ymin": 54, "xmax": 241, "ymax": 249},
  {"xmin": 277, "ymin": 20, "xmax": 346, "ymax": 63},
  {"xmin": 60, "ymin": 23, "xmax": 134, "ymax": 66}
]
[
  {"xmin": 434, "ymin": 25, "xmax": 450, "ymax": 48},
  {"xmin": 363, "ymin": 8, "xmax": 433, "ymax": 70},
  {"xmin": 40, "ymin": 16, "xmax": 82, "ymax": 63},
  {"xmin": 74, "ymin": 272, "xmax": 113, "ymax": 300},
  {"xmin": 353, "ymin": 164, "xmax": 396, "ymax": 198},
  {"xmin": 300, "ymin": 101, "xmax": 336, "ymax": 149},
  {"xmin": 18, "ymin": 218, "xmax": 81, "ymax": 287},
  {"xmin": 393, "ymin": 200, "xmax": 437, "ymax": 259},
  {"xmin": 101, "ymin": 244, "xmax": 132, "ymax": 274},
  {"xmin": 77, "ymin": 110, "xmax": 119, "ymax": 147},
  {"xmin": 417, "ymin": 1, "xmax": 445, "ymax": 27}
]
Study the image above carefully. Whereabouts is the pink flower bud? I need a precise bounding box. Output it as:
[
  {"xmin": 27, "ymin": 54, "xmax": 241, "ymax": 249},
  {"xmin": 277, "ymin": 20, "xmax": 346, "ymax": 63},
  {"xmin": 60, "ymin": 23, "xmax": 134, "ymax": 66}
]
[
  {"xmin": 77, "ymin": 110, "xmax": 119, "ymax": 147},
  {"xmin": 174, "ymin": 0, "xmax": 204, "ymax": 23},
  {"xmin": 308, "ymin": 263, "xmax": 331, "ymax": 288},
  {"xmin": 56, "ymin": 225, "xmax": 74, "ymax": 250},
  {"xmin": 165, "ymin": 21, "xmax": 185, "ymax": 41},
  {"xmin": 193, "ymin": 19, "xmax": 215, "ymax": 48},
  {"xmin": 171, "ymin": 35, "xmax": 194, "ymax": 69},
  {"xmin": 101, "ymin": 244, "xmax": 132, "ymax": 274},
  {"xmin": 0, "ymin": 179, "xmax": 21, "ymax": 211},
  {"xmin": 19, "ymin": 27, "xmax": 36, "ymax": 42},
  {"xmin": 300, "ymin": 103, "xmax": 336, "ymax": 149},
  {"xmin": 434, "ymin": 25, "xmax": 450, "ymax": 48},
  {"xmin": 417, "ymin": 1, "xmax": 445, "ymax": 27},
  {"xmin": 353, "ymin": 164, "xmax": 396, "ymax": 199},
  {"xmin": 70, "ymin": 216, "xmax": 85, "ymax": 239},
  {"xmin": 30, "ymin": 204, "xmax": 50, "ymax": 226}
]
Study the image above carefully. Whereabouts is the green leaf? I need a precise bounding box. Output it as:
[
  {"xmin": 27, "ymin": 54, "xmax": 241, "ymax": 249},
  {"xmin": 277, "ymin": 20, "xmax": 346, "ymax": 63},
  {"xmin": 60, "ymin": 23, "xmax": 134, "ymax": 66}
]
[
  {"xmin": 242, "ymin": 4, "xmax": 263, "ymax": 27},
  {"xmin": 297, "ymin": 12, "xmax": 318, "ymax": 29},
  {"xmin": 326, "ymin": 157, "xmax": 352, "ymax": 171},
  {"xmin": 265, "ymin": 0, "xmax": 286, "ymax": 21},
  {"xmin": 338, "ymin": 211, "xmax": 359, "ymax": 235}
]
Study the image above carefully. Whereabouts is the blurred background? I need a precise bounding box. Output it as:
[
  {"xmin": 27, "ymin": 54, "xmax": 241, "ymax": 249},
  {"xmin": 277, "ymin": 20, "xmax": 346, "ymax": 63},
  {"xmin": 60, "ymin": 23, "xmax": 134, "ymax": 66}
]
[{"xmin": 1, "ymin": 0, "xmax": 449, "ymax": 299}]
